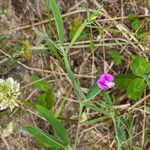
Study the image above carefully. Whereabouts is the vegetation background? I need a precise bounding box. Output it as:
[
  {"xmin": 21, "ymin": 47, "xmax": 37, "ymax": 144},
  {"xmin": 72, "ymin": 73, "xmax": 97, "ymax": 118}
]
[{"xmin": 0, "ymin": 0, "xmax": 150, "ymax": 149}]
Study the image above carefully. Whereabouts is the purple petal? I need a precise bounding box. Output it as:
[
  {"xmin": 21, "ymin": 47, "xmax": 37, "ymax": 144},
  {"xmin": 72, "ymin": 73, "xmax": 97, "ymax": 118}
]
[
  {"xmin": 97, "ymin": 79, "xmax": 109, "ymax": 90},
  {"xmin": 100, "ymin": 73, "xmax": 114, "ymax": 82},
  {"xmin": 97, "ymin": 73, "xmax": 115, "ymax": 90}
]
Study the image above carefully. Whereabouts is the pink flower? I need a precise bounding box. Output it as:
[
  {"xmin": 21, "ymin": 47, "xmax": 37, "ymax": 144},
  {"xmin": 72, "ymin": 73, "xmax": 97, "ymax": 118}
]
[{"xmin": 97, "ymin": 73, "xmax": 115, "ymax": 90}]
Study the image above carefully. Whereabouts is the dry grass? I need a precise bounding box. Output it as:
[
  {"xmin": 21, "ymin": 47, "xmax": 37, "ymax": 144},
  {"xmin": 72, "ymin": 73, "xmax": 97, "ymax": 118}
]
[{"xmin": 0, "ymin": 0, "xmax": 150, "ymax": 149}]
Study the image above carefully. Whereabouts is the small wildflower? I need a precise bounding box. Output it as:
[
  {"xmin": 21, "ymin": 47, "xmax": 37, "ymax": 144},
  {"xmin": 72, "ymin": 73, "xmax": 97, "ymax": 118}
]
[
  {"xmin": 0, "ymin": 77, "xmax": 20, "ymax": 111},
  {"xmin": 97, "ymin": 73, "xmax": 115, "ymax": 90}
]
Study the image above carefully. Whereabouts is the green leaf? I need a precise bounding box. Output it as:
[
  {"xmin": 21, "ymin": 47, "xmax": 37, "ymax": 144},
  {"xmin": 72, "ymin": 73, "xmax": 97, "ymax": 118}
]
[
  {"xmin": 127, "ymin": 78, "xmax": 146, "ymax": 100},
  {"xmin": 33, "ymin": 49, "xmax": 50, "ymax": 55},
  {"xmin": 68, "ymin": 16, "xmax": 83, "ymax": 41},
  {"xmin": 32, "ymin": 75, "xmax": 52, "ymax": 92},
  {"xmin": 130, "ymin": 57, "xmax": 150, "ymax": 77},
  {"xmin": 115, "ymin": 74, "xmax": 137, "ymax": 88},
  {"xmin": 88, "ymin": 12, "xmax": 100, "ymax": 21},
  {"xmin": 66, "ymin": 21, "xmax": 87, "ymax": 53},
  {"xmin": 101, "ymin": 91, "xmax": 112, "ymax": 107},
  {"xmin": 137, "ymin": 28, "xmax": 150, "ymax": 38},
  {"xmin": 128, "ymin": 13, "xmax": 138, "ymax": 21},
  {"xmin": 37, "ymin": 90, "xmax": 54, "ymax": 109},
  {"xmin": 34, "ymin": 28, "xmax": 63, "ymax": 62},
  {"xmin": 48, "ymin": 0, "xmax": 64, "ymax": 44},
  {"xmin": 143, "ymin": 17, "xmax": 150, "ymax": 22},
  {"xmin": 132, "ymin": 146, "xmax": 143, "ymax": 150},
  {"xmin": 111, "ymin": 50, "xmax": 122, "ymax": 65},
  {"xmin": 119, "ymin": 115, "xmax": 134, "ymax": 130},
  {"xmin": 115, "ymin": 124, "xmax": 126, "ymax": 142},
  {"xmin": 119, "ymin": 116, "xmax": 129, "ymax": 129},
  {"xmin": 86, "ymin": 77, "xmax": 101, "ymax": 101},
  {"xmin": 0, "ymin": 34, "xmax": 6, "ymax": 41},
  {"xmin": 24, "ymin": 126, "xmax": 66, "ymax": 149},
  {"xmin": 36, "ymin": 105, "xmax": 70, "ymax": 145},
  {"xmin": 131, "ymin": 19, "xmax": 141, "ymax": 30},
  {"xmin": 34, "ymin": 28, "xmax": 60, "ymax": 50}
]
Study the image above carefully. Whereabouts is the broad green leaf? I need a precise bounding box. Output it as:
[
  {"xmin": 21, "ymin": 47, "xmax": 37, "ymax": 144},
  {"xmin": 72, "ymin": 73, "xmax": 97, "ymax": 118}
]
[
  {"xmin": 127, "ymin": 78, "xmax": 146, "ymax": 100},
  {"xmin": 24, "ymin": 126, "xmax": 66, "ymax": 149},
  {"xmin": 48, "ymin": 0, "xmax": 64, "ymax": 44},
  {"xmin": 115, "ymin": 74, "xmax": 137, "ymax": 88},
  {"xmin": 36, "ymin": 105, "xmax": 70, "ymax": 145},
  {"xmin": 115, "ymin": 124, "xmax": 126, "ymax": 142},
  {"xmin": 111, "ymin": 50, "xmax": 122, "ymax": 65},
  {"xmin": 131, "ymin": 19, "xmax": 141, "ymax": 30},
  {"xmin": 86, "ymin": 77, "xmax": 101, "ymax": 101},
  {"xmin": 32, "ymin": 75, "xmax": 52, "ymax": 92},
  {"xmin": 101, "ymin": 91, "xmax": 112, "ymax": 107},
  {"xmin": 37, "ymin": 90, "xmax": 54, "ymax": 109},
  {"xmin": 137, "ymin": 28, "xmax": 150, "ymax": 38},
  {"xmin": 130, "ymin": 57, "xmax": 150, "ymax": 77}
]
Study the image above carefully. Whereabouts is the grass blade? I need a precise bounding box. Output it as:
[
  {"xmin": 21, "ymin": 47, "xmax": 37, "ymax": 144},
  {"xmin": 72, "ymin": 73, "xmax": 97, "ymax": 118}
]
[
  {"xmin": 37, "ymin": 105, "xmax": 70, "ymax": 146},
  {"xmin": 24, "ymin": 126, "xmax": 66, "ymax": 149},
  {"xmin": 66, "ymin": 21, "xmax": 87, "ymax": 53},
  {"xmin": 48, "ymin": 0, "xmax": 64, "ymax": 44}
]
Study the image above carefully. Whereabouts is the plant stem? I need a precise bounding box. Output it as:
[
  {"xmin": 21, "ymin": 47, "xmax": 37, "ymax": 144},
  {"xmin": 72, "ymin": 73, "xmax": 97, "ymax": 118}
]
[
  {"xmin": 73, "ymin": 103, "xmax": 84, "ymax": 150},
  {"xmin": 112, "ymin": 117, "xmax": 122, "ymax": 150},
  {"xmin": 61, "ymin": 49, "xmax": 87, "ymax": 149},
  {"xmin": 63, "ymin": 52, "xmax": 86, "ymax": 101}
]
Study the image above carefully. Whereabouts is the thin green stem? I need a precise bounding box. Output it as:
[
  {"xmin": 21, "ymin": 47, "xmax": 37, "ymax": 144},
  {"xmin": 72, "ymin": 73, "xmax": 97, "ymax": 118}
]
[
  {"xmin": 63, "ymin": 52, "xmax": 86, "ymax": 101},
  {"xmin": 62, "ymin": 49, "xmax": 86, "ymax": 149},
  {"xmin": 63, "ymin": 40, "xmax": 150, "ymax": 49},
  {"xmin": 112, "ymin": 116, "xmax": 122, "ymax": 150},
  {"xmin": 73, "ymin": 103, "xmax": 84, "ymax": 150}
]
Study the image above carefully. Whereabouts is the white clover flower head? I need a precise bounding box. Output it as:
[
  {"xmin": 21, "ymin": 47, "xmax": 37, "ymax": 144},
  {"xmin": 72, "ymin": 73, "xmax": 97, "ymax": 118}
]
[{"xmin": 0, "ymin": 77, "xmax": 20, "ymax": 111}]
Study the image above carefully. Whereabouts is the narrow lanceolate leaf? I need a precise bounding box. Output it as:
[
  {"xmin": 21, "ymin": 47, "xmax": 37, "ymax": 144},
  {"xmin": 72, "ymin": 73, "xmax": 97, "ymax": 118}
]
[
  {"xmin": 36, "ymin": 105, "xmax": 70, "ymax": 146},
  {"xmin": 24, "ymin": 126, "xmax": 66, "ymax": 149},
  {"xmin": 34, "ymin": 28, "xmax": 60, "ymax": 50},
  {"xmin": 66, "ymin": 21, "xmax": 87, "ymax": 53},
  {"xmin": 115, "ymin": 124, "xmax": 126, "ymax": 142},
  {"xmin": 101, "ymin": 91, "xmax": 112, "ymax": 107},
  {"xmin": 86, "ymin": 77, "xmax": 101, "ymax": 101},
  {"xmin": 48, "ymin": 0, "xmax": 64, "ymax": 44},
  {"xmin": 37, "ymin": 90, "xmax": 54, "ymax": 110}
]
